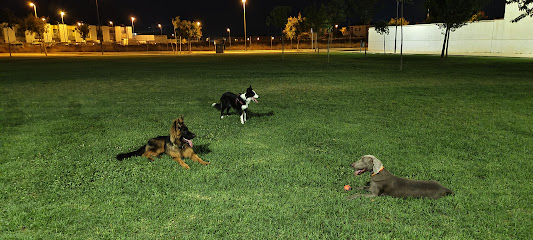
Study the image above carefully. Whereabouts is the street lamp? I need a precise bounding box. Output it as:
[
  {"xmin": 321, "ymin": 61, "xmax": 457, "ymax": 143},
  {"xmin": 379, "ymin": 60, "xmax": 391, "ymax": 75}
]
[
  {"xmin": 196, "ymin": 21, "xmax": 201, "ymax": 41},
  {"xmin": 131, "ymin": 17, "xmax": 135, "ymax": 34},
  {"xmin": 60, "ymin": 11, "xmax": 65, "ymax": 24},
  {"xmin": 158, "ymin": 24, "xmax": 162, "ymax": 35},
  {"xmin": 109, "ymin": 21, "xmax": 113, "ymax": 27},
  {"xmin": 242, "ymin": 0, "xmax": 247, "ymax": 51},
  {"xmin": 29, "ymin": 2, "xmax": 37, "ymax": 18},
  {"xmin": 227, "ymin": 28, "xmax": 231, "ymax": 47}
]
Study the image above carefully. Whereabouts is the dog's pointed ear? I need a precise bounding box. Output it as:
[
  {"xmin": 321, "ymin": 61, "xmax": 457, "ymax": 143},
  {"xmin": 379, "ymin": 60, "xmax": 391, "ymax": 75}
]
[
  {"xmin": 170, "ymin": 119, "xmax": 181, "ymax": 144},
  {"xmin": 371, "ymin": 155, "xmax": 384, "ymax": 174},
  {"xmin": 179, "ymin": 115, "xmax": 184, "ymax": 122}
]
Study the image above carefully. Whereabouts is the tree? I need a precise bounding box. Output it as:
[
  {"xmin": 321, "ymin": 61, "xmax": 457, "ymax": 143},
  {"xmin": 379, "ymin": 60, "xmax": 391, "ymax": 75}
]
[
  {"xmin": 284, "ymin": 13, "xmax": 307, "ymax": 49},
  {"xmin": 388, "ymin": 17, "xmax": 410, "ymax": 25},
  {"xmin": 340, "ymin": 27, "xmax": 349, "ymax": 37},
  {"xmin": 75, "ymin": 23, "xmax": 90, "ymax": 53},
  {"xmin": 425, "ymin": 0, "xmax": 486, "ymax": 58},
  {"xmin": 304, "ymin": 3, "xmax": 326, "ymax": 54},
  {"xmin": 348, "ymin": 0, "xmax": 379, "ymax": 56},
  {"xmin": 0, "ymin": 8, "xmax": 18, "ymax": 57},
  {"xmin": 266, "ymin": 6, "xmax": 292, "ymax": 59},
  {"xmin": 18, "ymin": 14, "xmax": 48, "ymax": 56},
  {"xmin": 506, "ymin": 0, "xmax": 533, "ymax": 22},
  {"xmin": 375, "ymin": 21, "xmax": 390, "ymax": 54},
  {"xmin": 470, "ymin": 11, "xmax": 488, "ymax": 21},
  {"xmin": 171, "ymin": 17, "xmax": 201, "ymax": 53},
  {"xmin": 171, "ymin": 17, "xmax": 185, "ymax": 53},
  {"xmin": 321, "ymin": 0, "xmax": 347, "ymax": 63}
]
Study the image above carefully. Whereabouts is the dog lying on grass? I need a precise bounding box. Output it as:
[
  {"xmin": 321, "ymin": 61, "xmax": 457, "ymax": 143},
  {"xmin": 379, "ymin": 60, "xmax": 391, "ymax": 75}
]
[
  {"xmin": 116, "ymin": 116, "xmax": 209, "ymax": 170},
  {"xmin": 212, "ymin": 85, "xmax": 259, "ymax": 124},
  {"xmin": 349, "ymin": 155, "xmax": 453, "ymax": 199}
]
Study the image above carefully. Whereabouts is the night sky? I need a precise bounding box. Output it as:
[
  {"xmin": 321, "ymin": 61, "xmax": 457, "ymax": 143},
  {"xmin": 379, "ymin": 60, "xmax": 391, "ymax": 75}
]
[{"xmin": 4, "ymin": 0, "xmax": 506, "ymax": 37}]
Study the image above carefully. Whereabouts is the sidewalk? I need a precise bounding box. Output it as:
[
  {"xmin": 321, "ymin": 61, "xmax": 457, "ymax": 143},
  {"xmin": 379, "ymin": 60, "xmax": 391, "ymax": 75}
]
[
  {"xmin": 1, "ymin": 48, "xmax": 532, "ymax": 58},
  {"xmin": 342, "ymin": 49, "xmax": 533, "ymax": 58}
]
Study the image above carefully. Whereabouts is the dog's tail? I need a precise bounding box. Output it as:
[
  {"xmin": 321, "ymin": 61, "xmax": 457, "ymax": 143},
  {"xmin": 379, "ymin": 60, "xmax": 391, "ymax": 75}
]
[
  {"xmin": 116, "ymin": 145, "xmax": 145, "ymax": 160},
  {"xmin": 212, "ymin": 102, "xmax": 222, "ymax": 110}
]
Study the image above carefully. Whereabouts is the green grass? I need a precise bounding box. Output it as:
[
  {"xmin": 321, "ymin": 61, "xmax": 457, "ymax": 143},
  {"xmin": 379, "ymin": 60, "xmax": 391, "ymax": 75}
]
[{"xmin": 1, "ymin": 53, "xmax": 532, "ymax": 239}]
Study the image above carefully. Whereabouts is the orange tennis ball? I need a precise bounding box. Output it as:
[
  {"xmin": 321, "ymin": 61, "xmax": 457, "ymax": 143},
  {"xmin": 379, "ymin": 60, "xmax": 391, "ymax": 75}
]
[{"xmin": 344, "ymin": 185, "xmax": 352, "ymax": 191}]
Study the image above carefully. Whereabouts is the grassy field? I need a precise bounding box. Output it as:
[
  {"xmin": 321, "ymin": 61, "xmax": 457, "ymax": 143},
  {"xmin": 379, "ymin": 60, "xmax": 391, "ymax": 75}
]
[{"xmin": 1, "ymin": 53, "xmax": 532, "ymax": 239}]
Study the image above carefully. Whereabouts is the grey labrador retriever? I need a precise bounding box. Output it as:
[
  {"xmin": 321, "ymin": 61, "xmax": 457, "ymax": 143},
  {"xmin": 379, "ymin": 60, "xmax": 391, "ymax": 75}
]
[{"xmin": 349, "ymin": 155, "xmax": 453, "ymax": 199}]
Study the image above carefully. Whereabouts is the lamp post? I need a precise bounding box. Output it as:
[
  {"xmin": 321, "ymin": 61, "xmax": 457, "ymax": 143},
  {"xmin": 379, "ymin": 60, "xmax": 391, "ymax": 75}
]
[
  {"xmin": 95, "ymin": 0, "xmax": 103, "ymax": 55},
  {"xmin": 131, "ymin": 17, "xmax": 135, "ymax": 34},
  {"xmin": 242, "ymin": 0, "xmax": 247, "ymax": 51},
  {"xmin": 227, "ymin": 28, "xmax": 231, "ymax": 47},
  {"xmin": 60, "ymin": 11, "xmax": 65, "ymax": 24},
  {"xmin": 29, "ymin": 2, "xmax": 37, "ymax": 18},
  {"xmin": 158, "ymin": 24, "xmax": 162, "ymax": 35},
  {"xmin": 196, "ymin": 21, "xmax": 200, "ymax": 41},
  {"xmin": 109, "ymin": 21, "xmax": 113, "ymax": 27}
]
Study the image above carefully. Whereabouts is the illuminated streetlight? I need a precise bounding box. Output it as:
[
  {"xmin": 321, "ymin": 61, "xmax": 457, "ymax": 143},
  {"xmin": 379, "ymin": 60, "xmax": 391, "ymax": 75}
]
[
  {"xmin": 41, "ymin": 17, "xmax": 45, "ymax": 21},
  {"xmin": 242, "ymin": 0, "xmax": 247, "ymax": 51},
  {"xmin": 196, "ymin": 22, "xmax": 201, "ymax": 41},
  {"xmin": 60, "ymin": 11, "xmax": 65, "ymax": 24},
  {"xmin": 29, "ymin": 2, "xmax": 38, "ymax": 18},
  {"xmin": 131, "ymin": 17, "xmax": 135, "ymax": 34},
  {"xmin": 109, "ymin": 21, "xmax": 113, "ymax": 27},
  {"xmin": 227, "ymin": 28, "xmax": 231, "ymax": 47},
  {"xmin": 158, "ymin": 24, "xmax": 162, "ymax": 35}
]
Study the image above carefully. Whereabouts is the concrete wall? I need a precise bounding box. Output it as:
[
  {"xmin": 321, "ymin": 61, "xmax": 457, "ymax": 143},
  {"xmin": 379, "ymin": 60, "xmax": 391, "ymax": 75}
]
[{"xmin": 368, "ymin": 3, "xmax": 533, "ymax": 54}]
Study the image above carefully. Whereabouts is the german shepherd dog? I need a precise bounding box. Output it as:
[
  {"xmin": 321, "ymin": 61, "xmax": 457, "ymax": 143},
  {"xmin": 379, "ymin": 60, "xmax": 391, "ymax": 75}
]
[
  {"xmin": 212, "ymin": 85, "xmax": 259, "ymax": 124},
  {"xmin": 116, "ymin": 116, "xmax": 209, "ymax": 169}
]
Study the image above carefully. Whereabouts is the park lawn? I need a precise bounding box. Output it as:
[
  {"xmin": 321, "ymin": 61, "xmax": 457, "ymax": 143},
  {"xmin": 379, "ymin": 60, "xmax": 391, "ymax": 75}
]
[{"xmin": 0, "ymin": 53, "xmax": 532, "ymax": 239}]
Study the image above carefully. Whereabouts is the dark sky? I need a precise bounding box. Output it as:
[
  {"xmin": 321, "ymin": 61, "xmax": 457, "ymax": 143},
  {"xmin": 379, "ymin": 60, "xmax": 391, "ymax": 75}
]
[{"xmin": 4, "ymin": 0, "xmax": 505, "ymax": 37}]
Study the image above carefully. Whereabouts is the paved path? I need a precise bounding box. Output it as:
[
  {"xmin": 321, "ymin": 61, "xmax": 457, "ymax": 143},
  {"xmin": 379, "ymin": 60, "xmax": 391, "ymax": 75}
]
[{"xmin": 1, "ymin": 48, "xmax": 532, "ymax": 58}]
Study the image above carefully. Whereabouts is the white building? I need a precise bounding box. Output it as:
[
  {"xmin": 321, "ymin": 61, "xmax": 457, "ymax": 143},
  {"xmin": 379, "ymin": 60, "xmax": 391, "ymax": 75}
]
[
  {"xmin": 1, "ymin": 23, "xmax": 165, "ymax": 45},
  {"xmin": 368, "ymin": 3, "xmax": 533, "ymax": 54}
]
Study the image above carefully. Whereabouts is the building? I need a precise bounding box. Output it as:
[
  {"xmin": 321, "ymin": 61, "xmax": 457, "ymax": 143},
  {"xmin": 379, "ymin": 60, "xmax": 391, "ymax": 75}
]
[
  {"xmin": 348, "ymin": 25, "xmax": 369, "ymax": 39},
  {"xmin": 1, "ymin": 23, "xmax": 167, "ymax": 45}
]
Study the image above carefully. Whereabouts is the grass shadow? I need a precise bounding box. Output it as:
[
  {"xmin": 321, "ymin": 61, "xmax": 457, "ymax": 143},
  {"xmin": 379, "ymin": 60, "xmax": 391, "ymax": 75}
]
[
  {"xmin": 193, "ymin": 144, "xmax": 212, "ymax": 154},
  {"xmin": 247, "ymin": 110, "xmax": 275, "ymax": 119}
]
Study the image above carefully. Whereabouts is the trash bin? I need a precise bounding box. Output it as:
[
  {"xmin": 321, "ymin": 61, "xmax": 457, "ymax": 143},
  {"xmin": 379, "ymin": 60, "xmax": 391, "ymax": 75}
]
[{"xmin": 216, "ymin": 44, "xmax": 224, "ymax": 54}]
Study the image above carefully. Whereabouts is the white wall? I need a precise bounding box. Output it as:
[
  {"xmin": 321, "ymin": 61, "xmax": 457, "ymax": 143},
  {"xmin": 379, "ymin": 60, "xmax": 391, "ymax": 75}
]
[{"xmin": 369, "ymin": 3, "xmax": 533, "ymax": 54}]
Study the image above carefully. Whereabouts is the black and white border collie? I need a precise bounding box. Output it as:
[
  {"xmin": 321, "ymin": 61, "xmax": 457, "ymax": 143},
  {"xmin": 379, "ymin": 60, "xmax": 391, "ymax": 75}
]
[{"xmin": 212, "ymin": 85, "xmax": 259, "ymax": 124}]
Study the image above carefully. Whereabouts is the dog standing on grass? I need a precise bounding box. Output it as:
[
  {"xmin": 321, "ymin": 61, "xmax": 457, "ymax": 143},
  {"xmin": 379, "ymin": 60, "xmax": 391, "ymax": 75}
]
[
  {"xmin": 349, "ymin": 155, "xmax": 453, "ymax": 199},
  {"xmin": 212, "ymin": 85, "xmax": 259, "ymax": 124},
  {"xmin": 116, "ymin": 116, "xmax": 209, "ymax": 170}
]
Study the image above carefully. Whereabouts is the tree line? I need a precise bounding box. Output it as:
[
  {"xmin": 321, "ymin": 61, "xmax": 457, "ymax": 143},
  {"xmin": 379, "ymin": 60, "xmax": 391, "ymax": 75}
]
[{"xmin": 265, "ymin": 0, "xmax": 532, "ymax": 59}]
